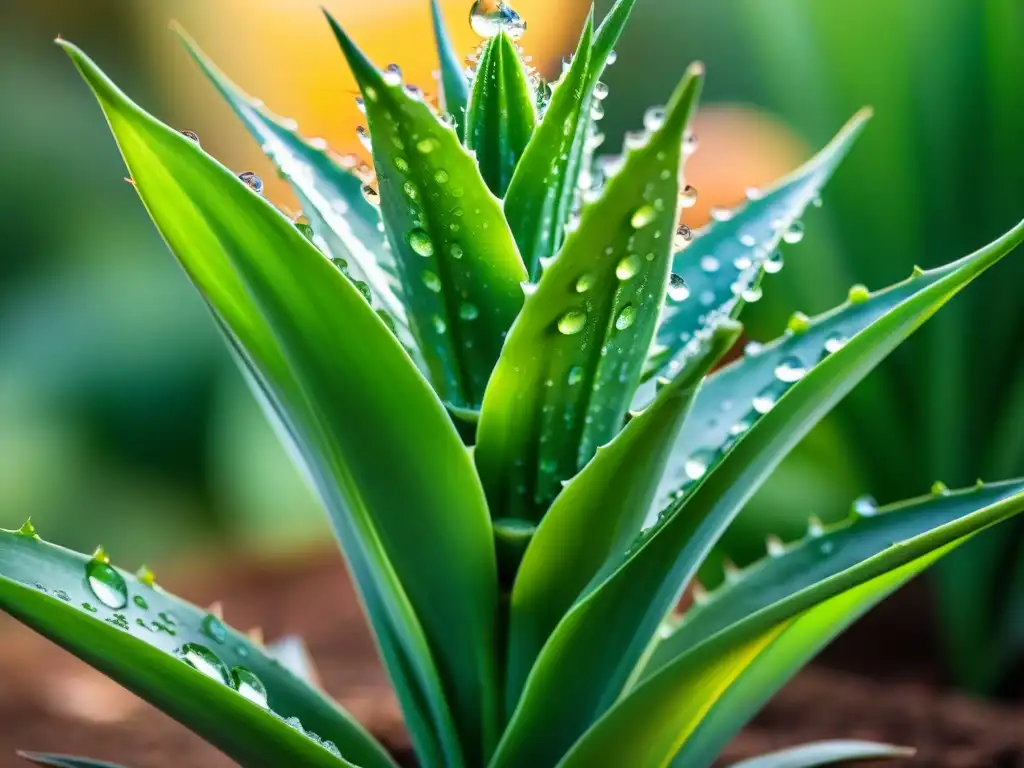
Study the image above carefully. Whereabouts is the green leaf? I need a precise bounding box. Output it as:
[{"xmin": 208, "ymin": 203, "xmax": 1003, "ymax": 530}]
[
  {"xmin": 0, "ymin": 531, "xmax": 388, "ymax": 768},
  {"xmin": 19, "ymin": 754, "xmax": 133, "ymax": 768},
  {"xmin": 60, "ymin": 40, "xmax": 500, "ymax": 767},
  {"xmin": 726, "ymin": 741, "xmax": 914, "ymax": 768},
  {"xmin": 430, "ymin": 0, "xmax": 470, "ymax": 140},
  {"xmin": 569, "ymin": 482, "xmax": 1024, "ymax": 768},
  {"xmin": 591, "ymin": 0, "xmax": 638, "ymax": 71},
  {"xmin": 505, "ymin": 320, "xmax": 741, "ymax": 709},
  {"xmin": 502, "ymin": 15, "xmax": 593, "ymax": 279},
  {"xmin": 476, "ymin": 63, "xmax": 704, "ymax": 524},
  {"xmin": 177, "ymin": 30, "xmax": 413, "ymax": 352},
  {"xmin": 490, "ymin": 220, "xmax": 1024, "ymax": 768},
  {"xmin": 465, "ymin": 32, "xmax": 537, "ymax": 197},
  {"xmin": 326, "ymin": 11, "xmax": 528, "ymax": 409},
  {"xmin": 645, "ymin": 109, "xmax": 870, "ymax": 382}
]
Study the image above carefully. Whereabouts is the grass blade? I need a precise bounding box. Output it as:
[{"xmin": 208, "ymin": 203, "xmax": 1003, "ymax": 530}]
[
  {"xmin": 726, "ymin": 741, "xmax": 914, "ymax": 768},
  {"xmin": 430, "ymin": 0, "xmax": 470, "ymax": 139},
  {"xmin": 19, "ymin": 754, "xmax": 134, "ymax": 768}
]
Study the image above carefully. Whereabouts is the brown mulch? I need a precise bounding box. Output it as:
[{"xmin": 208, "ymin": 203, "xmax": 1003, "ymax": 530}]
[{"xmin": 0, "ymin": 548, "xmax": 1020, "ymax": 767}]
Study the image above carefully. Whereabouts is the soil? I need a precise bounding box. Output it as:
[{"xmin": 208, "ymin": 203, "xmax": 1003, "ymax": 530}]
[{"xmin": 0, "ymin": 548, "xmax": 1021, "ymax": 768}]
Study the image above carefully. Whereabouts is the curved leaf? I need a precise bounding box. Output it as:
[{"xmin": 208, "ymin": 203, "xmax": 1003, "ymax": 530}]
[
  {"xmin": 566, "ymin": 482, "xmax": 1024, "ymax": 768},
  {"xmin": 502, "ymin": 15, "xmax": 593, "ymax": 279},
  {"xmin": 476, "ymin": 63, "xmax": 703, "ymax": 524},
  {"xmin": 19, "ymin": 754, "xmax": 133, "ymax": 768},
  {"xmin": 727, "ymin": 741, "xmax": 913, "ymax": 768},
  {"xmin": 465, "ymin": 32, "xmax": 536, "ymax": 197},
  {"xmin": 61, "ymin": 40, "xmax": 500, "ymax": 767},
  {"xmin": 491, "ymin": 220, "xmax": 1024, "ymax": 768},
  {"xmin": 326, "ymin": 11, "xmax": 527, "ymax": 409},
  {"xmin": 177, "ymin": 30, "xmax": 410, "ymax": 347},
  {"xmin": 430, "ymin": 0, "xmax": 470, "ymax": 139},
  {"xmin": 0, "ymin": 530, "xmax": 387, "ymax": 768},
  {"xmin": 505, "ymin": 320, "xmax": 741, "ymax": 708},
  {"xmin": 644, "ymin": 109, "xmax": 871, "ymax": 384}
]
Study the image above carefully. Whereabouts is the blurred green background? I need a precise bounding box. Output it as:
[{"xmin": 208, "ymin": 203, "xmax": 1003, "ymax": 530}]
[{"xmin": 3, "ymin": 0, "xmax": 1022, "ymax": 692}]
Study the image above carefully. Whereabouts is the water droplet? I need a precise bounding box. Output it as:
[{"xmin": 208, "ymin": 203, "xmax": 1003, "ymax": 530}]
[
  {"xmin": 434, "ymin": 169, "xmax": 450, "ymax": 184},
  {"xmin": 774, "ymin": 355, "xmax": 806, "ymax": 383},
  {"xmin": 557, "ymin": 310, "xmax": 587, "ymax": 335},
  {"xmin": 408, "ymin": 228, "xmax": 434, "ymax": 256},
  {"xmin": 567, "ymin": 366, "xmax": 584, "ymax": 386},
  {"xmin": 202, "ymin": 613, "xmax": 228, "ymax": 644},
  {"xmin": 360, "ymin": 184, "xmax": 380, "ymax": 207},
  {"xmin": 782, "ymin": 221, "xmax": 805, "ymax": 244},
  {"xmin": 682, "ymin": 132, "xmax": 699, "ymax": 156},
  {"xmin": 606, "ymin": 50, "xmax": 618, "ymax": 65},
  {"xmin": 678, "ymin": 185, "xmax": 698, "ymax": 209},
  {"xmin": 824, "ymin": 333, "xmax": 847, "ymax": 354},
  {"xmin": 54, "ymin": 589, "xmax": 70, "ymax": 602},
  {"xmin": 180, "ymin": 129, "xmax": 201, "ymax": 145},
  {"xmin": 763, "ymin": 250, "xmax": 784, "ymax": 274},
  {"xmin": 615, "ymin": 254, "xmax": 641, "ymax": 280},
  {"xmin": 133, "ymin": 595, "xmax": 149, "ymax": 610},
  {"xmin": 232, "ymin": 667, "xmax": 269, "ymax": 708},
  {"xmin": 422, "ymin": 271, "xmax": 442, "ymax": 292},
  {"xmin": 575, "ymin": 273, "xmax": 594, "ymax": 293},
  {"xmin": 449, "ymin": 243, "xmax": 464, "ymax": 259},
  {"xmin": 539, "ymin": 458, "xmax": 558, "ymax": 474},
  {"xmin": 752, "ymin": 385, "xmax": 777, "ymax": 414},
  {"xmin": 615, "ymin": 304, "xmax": 636, "ymax": 330},
  {"xmin": 459, "ymin": 302, "xmax": 479, "ymax": 320},
  {"xmin": 738, "ymin": 233, "xmax": 757, "ymax": 248},
  {"xmin": 852, "ymin": 495, "xmax": 878, "ymax": 517},
  {"xmin": 766, "ymin": 535, "xmax": 785, "ymax": 557},
  {"xmin": 787, "ymin": 311, "xmax": 811, "ymax": 335},
  {"xmin": 700, "ymin": 255, "xmax": 720, "ymax": 273},
  {"xmin": 673, "ymin": 225, "xmax": 693, "ymax": 250},
  {"xmin": 741, "ymin": 285, "xmax": 763, "ymax": 303},
  {"xmin": 667, "ymin": 273, "xmax": 689, "ymax": 302},
  {"xmin": 469, "ymin": 0, "xmax": 526, "ymax": 39},
  {"xmin": 356, "ymin": 125, "xmax": 371, "ymax": 150},
  {"xmin": 383, "ymin": 63, "xmax": 402, "ymax": 86},
  {"xmin": 416, "ymin": 137, "xmax": 437, "ymax": 154},
  {"xmin": 238, "ymin": 172, "xmax": 264, "ymax": 194},
  {"xmin": 85, "ymin": 551, "xmax": 128, "ymax": 610},
  {"xmin": 594, "ymin": 81, "xmax": 609, "ymax": 101},
  {"xmin": 931, "ymin": 481, "xmax": 951, "ymax": 496},
  {"xmin": 432, "ymin": 315, "xmax": 447, "ymax": 334},
  {"xmin": 82, "ymin": 602, "xmax": 97, "ymax": 613},
  {"xmin": 848, "ymin": 283, "xmax": 870, "ymax": 304},
  {"xmin": 643, "ymin": 106, "xmax": 666, "ymax": 132},
  {"xmin": 630, "ymin": 204, "xmax": 657, "ymax": 229},
  {"xmin": 403, "ymin": 181, "xmax": 418, "ymax": 200},
  {"xmin": 181, "ymin": 643, "xmax": 231, "ymax": 686},
  {"xmin": 684, "ymin": 448, "xmax": 715, "ymax": 480}
]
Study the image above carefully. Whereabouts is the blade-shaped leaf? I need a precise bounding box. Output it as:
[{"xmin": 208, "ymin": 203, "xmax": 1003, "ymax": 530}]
[
  {"xmin": 505, "ymin": 320, "xmax": 741, "ymax": 708},
  {"xmin": 465, "ymin": 32, "xmax": 536, "ymax": 197},
  {"xmin": 643, "ymin": 110, "xmax": 871, "ymax": 385},
  {"xmin": 61, "ymin": 40, "xmax": 500, "ymax": 767},
  {"xmin": 476, "ymin": 63, "xmax": 703, "ymax": 524},
  {"xmin": 502, "ymin": 15, "xmax": 593, "ymax": 279},
  {"xmin": 567, "ymin": 482, "xmax": 1024, "ymax": 768},
  {"xmin": 326, "ymin": 12, "xmax": 527, "ymax": 409},
  {"xmin": 726, "ymin": 741, "xmax": 913, "ymax": 768},
  {"xmin": 178, "ymin": 31, "xmax": 411, "ymax": 349},
  {"xmin": 0, "ymin": 530, "xmax": 389, "ymax": 768},
  {"xmin": 430, "ymin": 0, "xmax": 470, "ymax": 139},
  {"xmin": 490, "ymin": 220, "xmax": 1024, "ymax": 768},
  {"xmin": 19, "ymin": 753, "xmax": 133, "ymax": 768}
]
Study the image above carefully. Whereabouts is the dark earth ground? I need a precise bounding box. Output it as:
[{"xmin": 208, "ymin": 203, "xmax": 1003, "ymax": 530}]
[{"xmin": 1, "ymin": 548, "xmax": 1021, "ymax": 767}]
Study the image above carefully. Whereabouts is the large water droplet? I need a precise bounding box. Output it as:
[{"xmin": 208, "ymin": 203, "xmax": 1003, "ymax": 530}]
[
  {"xmin": 615, "ymin": 304, "xmax": 636, "ymax": 330},
  {"xmin": 181, "ymin": 643, "xmax": 232, "ymax": 686},
  {"xmin": 782, "ymin": 221, "xmax": 805, "ymax": 244},
  {"xmin": 763, "ymin": 250, "xmax": 784, "ymax": 274},
  {"xmin": 469, "ymin": 0, "xmax": 526, "ymax": 40},
  {"xmin": 407, "ymin": 228, "xmax": 435, "ymax": 257},
  {"xmin": 383, "ymin": 64, "xmax": 403, "ymax": 86},
  {"xmin": 232, "ymin": 667, "xmax": 269, "ymax": 708},
  {"xmin": 851, "ymin": 495, "xmax": 878, "ymax": 517},
  {"xmin": 630, "ymin": 204, "xmax": 657, "ymax": 229},
  {"xmin": 615, "ymin": 254, "xmax": 641, "ymax": 280},
  {"xmin": 238, "ymin": 172, "xmax": 263, "ymax": 194},
  {"xmin": 667, "ymin": 273, "xmax": 689, "ymax": 302},
  {"xmin": 557, "ymin": 310, "xmax": 587, "ymax": 335},
  {"xmin": 202, "ymin": 613, "xmax": 228, "ymax": 644},
  {"xmin": 673, "ymin": 225, "xmax": 693, "ymax": 250},
  {"xmin": 85, "ymin": 551, "xmax": 128, "ymax": 610},
  {"xmin": 774, "ymin": 355, "xmax": 806, "ymax": 383}
]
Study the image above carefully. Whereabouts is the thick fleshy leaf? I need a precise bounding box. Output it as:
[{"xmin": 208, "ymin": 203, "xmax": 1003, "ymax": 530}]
[
  {"xmin": 19, "ymin": 754, "xmax": 133, "ymax": 768},
  {"xmin": 644, "ymin": 110, "xmax": 871, "ymax": 384},
  {"xmin": 0, "ymin": 530, "xmax": 388, "ymax": 768},
  {"xmin": 430, "ymin": 0, "xmax": 470, "ymax": 139},
  {"xmin": 502, "ymin": 15, "xmax": 593, "ymax": 279},
  {"xmin": 465, "ymin": 32, "xmax": 536, "ymax": 197},
  {"xmin": 505, "ymin": 320, "xmax": 741, "ymax": 708},
  {"xmin": 568, "ymin": 483, "xmax": 1024, "ymax": 768},
  {"xmin": 61, "ymin": 41, "xmax": 500, "ymax": 767},
  {"xmin": 178, "ymin": 31, "xmax": 411, "ymax": 349},
  {"xmin": 326, "ymin": 11, "xmax": 528, "ymax": 409},
  {"xmin": 726, "ymin": 741, "xmax": 913, "ymax": 768},
  {"xmin": 490, "ymin": 220, "xmax": 1024, "ymax": 768},
  {"xmin": 476, "ymin": 63, "xmax": 703, "ymax": 524}
]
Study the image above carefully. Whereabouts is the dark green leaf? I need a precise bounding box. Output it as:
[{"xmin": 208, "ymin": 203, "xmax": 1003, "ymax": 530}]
[
  {"xmin": 430, "ymin": 0, "xmax": 470, "ymax": 140},
  {"xmin": 490, "ymin": 220, "xmax": 1024, "ymax": 768},
  {"xmin": 465, "ymin": 32, "xmax": 536, "ymax": 197},
  {"xmin": 0, "ymin": 531, "xmax": 388, "ymax": 768},
  {"xmin": 61, "ymin": 40, "xmax": 500, "ymax": 767},
  {"xmin": 505, "ymin": 320, "xmax": 740, "ymax": 709},
  {"xmin": 326, "ymin": 11, "xmax": 528, "ymax": 409},
  {"xmin": 645, "ymin": 110, "xmax": 870, "ymax": 382},
  {"xmin": 19, "ymin": 753, "xmax": 133, "ymax": 768},
  {"xmin": 726, "ymin": 741, "xmax": 913, "ymax": 768},
  {"xmin": 476, "ymin": 63, "xmax": 703, "ymax": 524}
]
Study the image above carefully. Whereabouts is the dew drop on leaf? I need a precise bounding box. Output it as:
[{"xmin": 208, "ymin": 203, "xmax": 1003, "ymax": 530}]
[
  {"xmin": 567, "ymin": 366, "xmax": 584, "ymax": 386},
  {"xmin": 417, "ymin": 137, "xmax": 437, "ymax": 154},
  {"xmin": 181, "ymin": 643, "xmax": 232, "ymax": 686},
  {"xmin": 615, "ymin": 304, "xmax": 637, "ymax": 330},
  {"xmin": 449, "ymin": 243, "xmax": 464, "ymax": 259},
  {"xmin": 615, "ymin": 254, "xmax": 641, "ymax": 280},
  {"xmin": 782, "ymin": 221, "xmax": 805, "ymax": 244},
  {"xmin": 787, "ymin": 311, "xmax": 811, "ymax": 335},
  {"xmin": 823, "ymin": 333, "xmax": 847, "ymax": 354},
  {"xmin": 360, "ymin": 184, "xmax": 380, "ymax": 207},
  {"xmin": 851, "ymin": 495, "xmax": 878, "ymax": 517},
  {"xmin": 752, "ymin": 385, "xmax": 777, "ymax": 414},
  {"xmin": 469, "ymin": 0, "xmax": 526, "ymax": 39},
  {"xmin": 848, "ymin": 283, "xmax": 870, "ymax": 304},
  {"xmin": 684, "ymin": 448, "xmax": 715, "ymax": 480},
  {"xmin": 232, "ymin": 666, "xmax": 269, "ymax": 708},
  {"xmin": 133, "ymin": 595, "xmax": 149, "ymax": 610},
  {"xmin": 630, "ymin": 204, "xmax": 657, "ymax": 229},
  {"xmin": 763, "ymin": 250, "xmax": 784, "ymax": 274},
  {"xmin": 575, "ymin": 273, "xmax": 594, "ymax": 293},
  {"xmin": 557, "ymin": 310, "xmax": 587, "ymax": 335},
  {"xmin": 422, "ymin": 271, "xmax": 442, "ymax": 292},
  {"xmin": 667, "ymin": 273, "xmax": 689, "ymax": 302},
  {"xmin": 85, "ymin": 553, "xmax": 128, "ymax": 610},
  {"xmin": 407, "ymin": 228, "xmax": 435, "ymax": 257},
  {"xmin": 773, "ymin": 355, "xmax": 807, "ymax": 383},
  {"xmin": 459, "ymin": 302, "xmax": 479, "ymax": 320},
  {"xmin": 238, "ymin": 172, "xmax": 263, "ymax": 194},
  {"xmin": 700, "ymin": 256, "xmax": 720, "ymax": 273},
  {"xmin": 679, "ymin": 184, "xmax": 698, "ymax": 208},
  {"xmin": 202, "ymin": 613, "xmax": 228, "ymax": 644}
]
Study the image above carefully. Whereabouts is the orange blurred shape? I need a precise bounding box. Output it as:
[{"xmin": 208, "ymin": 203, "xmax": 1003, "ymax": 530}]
[{"xmin": 155, "ymin": 0, "xmax": 587, "ymax": 206}]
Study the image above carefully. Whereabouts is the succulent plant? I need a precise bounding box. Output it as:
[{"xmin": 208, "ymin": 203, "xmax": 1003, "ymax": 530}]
[{"xmin": 6, "ymin": 2, "xmax": 1024, "ymax": 767}]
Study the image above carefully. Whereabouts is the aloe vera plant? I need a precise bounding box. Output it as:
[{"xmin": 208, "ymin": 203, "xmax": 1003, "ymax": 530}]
[{"xmin": 7, "ymin": 2, "xmax": 1024, "ymax": 766}]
